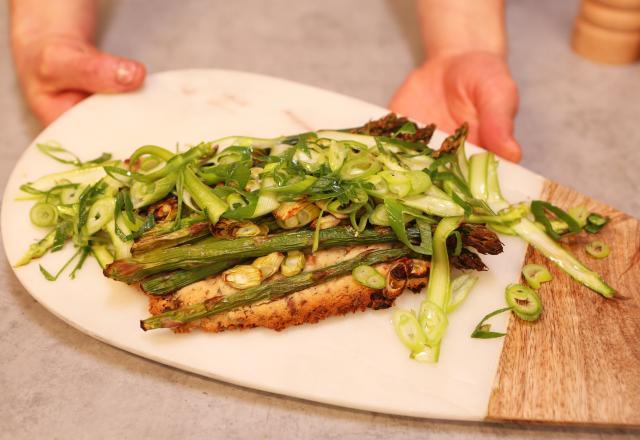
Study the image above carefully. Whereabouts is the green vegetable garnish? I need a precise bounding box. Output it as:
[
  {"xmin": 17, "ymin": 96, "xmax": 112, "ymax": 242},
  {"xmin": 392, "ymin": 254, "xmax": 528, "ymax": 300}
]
[
  {"xmin": 585, "ymin": 240, "xmax": 610, "ymax": 259},
  {"xmin": 522, "ymin": 264, "xmax": 553, "ymax": 289}
]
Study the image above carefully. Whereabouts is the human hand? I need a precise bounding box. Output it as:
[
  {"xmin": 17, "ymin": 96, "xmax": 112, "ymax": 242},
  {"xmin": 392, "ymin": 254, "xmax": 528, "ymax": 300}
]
[
  {"xmin": 390, "ymin": 51, "xmax": 521, "ymax": 162},
  {"xmin": 11, "ymin": 34, "xmax": 146, "ymax": 126}
]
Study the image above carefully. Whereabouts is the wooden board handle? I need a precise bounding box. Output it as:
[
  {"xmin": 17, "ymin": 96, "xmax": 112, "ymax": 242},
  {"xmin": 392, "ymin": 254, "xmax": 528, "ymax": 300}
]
[{"xmin": 487, "ymin": 181, "xmax": 640, "ymax": 426}]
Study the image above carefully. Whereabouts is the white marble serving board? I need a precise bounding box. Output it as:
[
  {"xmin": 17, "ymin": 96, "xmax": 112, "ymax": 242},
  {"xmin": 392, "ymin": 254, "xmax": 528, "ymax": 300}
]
[{"xmin": 1, "ymin": 70, "xmax": 544, "ymax": 420}]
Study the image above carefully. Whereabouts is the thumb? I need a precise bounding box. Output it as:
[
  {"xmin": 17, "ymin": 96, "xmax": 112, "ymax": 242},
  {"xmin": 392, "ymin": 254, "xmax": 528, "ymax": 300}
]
[
  {"xmin": 476, "ymin": 77, "xmax": 521, "ymax": 162},
  {"xmin": 39, "ymin": 40, "xmax": 146, "ymax": 93}
]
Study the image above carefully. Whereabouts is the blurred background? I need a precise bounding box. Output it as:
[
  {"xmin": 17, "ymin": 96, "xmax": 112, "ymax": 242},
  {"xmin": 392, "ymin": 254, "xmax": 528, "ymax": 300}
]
[{"xmin": 1, "ymin": 1, "xmax": 639, "ymax": 439}]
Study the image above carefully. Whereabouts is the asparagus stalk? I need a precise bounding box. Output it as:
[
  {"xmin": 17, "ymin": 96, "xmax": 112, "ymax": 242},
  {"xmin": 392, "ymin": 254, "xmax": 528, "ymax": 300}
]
[
  {"xmin": 131, "ymin": 221, "xmax": 210, "ymax": 255},
  {"xmin": 141, "ymin": 260, "xmax": 240, "ymax": 295},
  {"xmin": 140, "ymin": 247, "xmax": 411, "ymax": 330},
  {"xmin": 106, "ymin": 226, "xmax": 420, "ymax": 284}
]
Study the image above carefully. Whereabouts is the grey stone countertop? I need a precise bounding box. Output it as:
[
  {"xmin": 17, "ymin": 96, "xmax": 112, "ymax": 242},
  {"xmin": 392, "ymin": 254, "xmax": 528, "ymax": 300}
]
[{"xmin": 1, "ymin": 1, "xmax": 638, "ymax": 439}]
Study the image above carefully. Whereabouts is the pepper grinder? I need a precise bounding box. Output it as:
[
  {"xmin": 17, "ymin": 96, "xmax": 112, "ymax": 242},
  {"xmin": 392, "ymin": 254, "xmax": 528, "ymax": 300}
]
[{"xmin": 572, "ymin": 0, "xmax": 640, "ymax": 64}]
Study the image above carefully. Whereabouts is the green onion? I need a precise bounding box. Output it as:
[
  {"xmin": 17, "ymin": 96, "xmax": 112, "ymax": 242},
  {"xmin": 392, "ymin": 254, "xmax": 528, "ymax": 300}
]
[
  {"xmin": 568, "ymin": 205, "xmax": 589, "ymax": 228},
  {"xmin": 252, "ymin": 252, "xmax": 285, "ymax": 279},
  {"xmin": 505, "ymin": 283, "xmax": 542, "ymax": 321},
  {"xmin": 59, "ymin": 184, "xmax": 84, "ymax": 204},
  {"xmin": 328, "ymin": 140, "xmax": 346, "ymax": 171},
  {"xmin": 69, "ymin": 246, "xmax": 91, "ymax": 279},
  {"xmin": 363, "ymin": 175, "xmax": 389, "ymax": 197},
  {"xmin": 511, "ymin": 218, "xmax": 615, "ymax": 297},
  {"xmin": 293, "ymin": 147, "xmax": 326, "ymax": 172},
  {"xmin": 530, "ymin": 201, "xmax": 581, "ymax": 241},
  {"xmin": 128, "ymin": 144, "xmax": 175, "ymax": 166},
  {"xmin": 340, "ymin": 158, "xmax": 381, "ymax": 181},
  {"xmin": 39, "ymin": 248, "xmax": 82, "ymax": 281},
  {"xmin": 352, "ymin": 265, "xmax": 385, "ymax": 289},
  {"xmin": 379, "ymin": 170, "xmax": 411, "ymax": 198},
  {"xmin": 393, "ymin": 310, "xmax": 428, "ymax": 355},
  {"xmin": 183, "ymin": 167, "xmax": 228, "ymax": 225},
  {"xmin": 384, "ymin": 199, "xmax": 433, "ymax": 255},
  {"xmin": 522, "ymin": 264, "xmax": 552, "ymax": 289},
  {"xmin": 281, "ymin": 250, "xmax": 306, "ymax": 277},
  {"xmin": 585, "ymin": 213, "xmax": 609, "ymax": 234},
  {"xmin": 369, "ymin": 204, "xmax": 390, "ymax": 226},
  {"xmin": 447, "ymin": 273, "xmax": 479, "ymax": 313},
  {"xmin": 29, "ymin": 203, "xmax": 58, "ymax": 227},
  {"xmin": 420, "ymin": 216, "xmax": 462, "ymax": 361},
  {"xmin": 418, "ymin": 300, "xmax": 448, "ymax": 344},
  {"xmin": 408, "ymin": 171, "xmax": 431, "ymax": 195},
  {"xmin": 586, "ymin": 240, "xmax": 610, "ymax": 259},
  {"xmin": 223, "ymin": 265, "xmax": 263, "ymax": 290},
  {"xmin": 84, "ymin": 197, "xmax": 115, "ymax": 235},
  {"xmin": 470, "ymin": 307, "xmax": 510, "ymax": 339},
  {"xmin": 130, "ymin": 173, "xmax": 177, "ymax": 209},
  {"xmin": 468, "ymin": 153, "xmax": 490, "ymax": 201}
]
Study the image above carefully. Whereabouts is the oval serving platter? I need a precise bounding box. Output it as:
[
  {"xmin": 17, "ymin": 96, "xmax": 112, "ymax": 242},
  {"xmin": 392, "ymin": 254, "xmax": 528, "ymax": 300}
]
[{"xmin": 1, "ymin": 69, "xmax": 544, "ymax": 421}]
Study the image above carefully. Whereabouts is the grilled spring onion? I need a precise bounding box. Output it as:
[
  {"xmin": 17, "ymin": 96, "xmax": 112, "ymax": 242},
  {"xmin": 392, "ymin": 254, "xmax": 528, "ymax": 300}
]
[
  {"xmin": 223, "ymin": 265, "xmax": 263, "ymax": 289},
  {"xmin": 141, "ymin": 260, "xmax": 239, "ymax": 296},
  {"xmin": 585, "ymin": 240, "xmax": 610, "ymax": 259},
  {"xmin": 281, "ymin": 250, "xmax": 306, "ymax": 277},
  {"xmin": 352, "ymin": 264, "xmax": 385, "ymax": 289},
  {"xmin": 522, "ymin": 264, "xmax": 552, "ymax": 289},
  {"xmin": 505, "ymin": 283, "xmax": 542, "ymax": 321},
  {"xmin": 141, "ymin": 247, "xmax": 411, "ymax": 330},
  {"xmin": 252, "ymin": 252, "xmax": 285, "ymax": 279}
]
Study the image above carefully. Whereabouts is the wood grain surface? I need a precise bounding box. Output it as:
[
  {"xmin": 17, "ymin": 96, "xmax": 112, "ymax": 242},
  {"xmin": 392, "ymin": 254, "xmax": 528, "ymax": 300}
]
[{"xmin": 487, "ymin": 180, "xmax": 640, "ymax": 426}]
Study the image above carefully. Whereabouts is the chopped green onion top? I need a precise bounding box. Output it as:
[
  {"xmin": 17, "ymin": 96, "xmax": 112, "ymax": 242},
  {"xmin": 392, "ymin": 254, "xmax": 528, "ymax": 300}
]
[
  {"xmin": 505, "ymin": 283, "xmax": 542, "ymax": 321},
  {"xmin": 30, "ymin": 203, "xmax": 58, "ymax": 227},
  {"xmin": 584, "ymin": 213, "xmax": 609, "ymax": 234},
  {"xmin": 585, "ymin": 240, "xmax": 610, "ymax": 259},
  {"xmin": 471, "ymin": 307, "xmax": 510, "ymax": 339},
  {"xmin": 352, "ymin": 265, "xmax": 385, "ymax": 289},
  {"xmin": 522, "ymin": 264, "xmax": 553, "ymax": 289}
]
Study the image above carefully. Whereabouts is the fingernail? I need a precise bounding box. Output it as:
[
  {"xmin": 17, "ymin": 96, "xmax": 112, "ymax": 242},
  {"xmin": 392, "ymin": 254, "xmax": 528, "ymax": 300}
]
[
  {"xmin": 503, "ymin": 139, "xmax": 522, "ymax": 162},
  {"xmin": 116, "ymin": 61, "xmax": 137, "ymax": 85}
]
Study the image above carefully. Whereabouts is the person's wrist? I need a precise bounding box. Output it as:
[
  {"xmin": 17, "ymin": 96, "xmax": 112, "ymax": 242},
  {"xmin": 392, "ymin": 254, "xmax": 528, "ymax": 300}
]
[{"xmin": 424, "ymin": 41, "xmax": 507, "ymax": 61}]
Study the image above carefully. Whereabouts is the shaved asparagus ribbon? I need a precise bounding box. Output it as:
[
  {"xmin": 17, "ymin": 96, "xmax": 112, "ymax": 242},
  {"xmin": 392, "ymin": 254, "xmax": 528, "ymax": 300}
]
[{"xmin": 471, "ymin": 152, "xmax": 615, "ymax": 297}]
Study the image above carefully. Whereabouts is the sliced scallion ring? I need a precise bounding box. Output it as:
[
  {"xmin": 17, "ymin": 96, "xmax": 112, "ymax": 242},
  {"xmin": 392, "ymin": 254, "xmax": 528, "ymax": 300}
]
[
  {"xmin": 352, "ymin": 264, "xmax": 385, "ymax": 289},
  {"xmin": 408, "ymin": 170, "xmax": 431, "ymax": 195},
  {"xmin": 567, "ymin": 205, "xmax": 589, "ymax": 228},
  {"xmin": 418, "ymin": 300, "xmax": 448, "ymax": 344},
  {"xmin": 339, "ymin": 158, "xmax": 381, "ymax": 180},
  {"xmin": 30, "ymin": 203, "xmax": 58, "ymax": 227},
  {"xmin": 379, "ymin": 170, "xmax": 411, "ymax": 198},
  {"xmin": 585, "ymin": 213, "xmax": 609, "ymax": 233},
  {"xmin": 392, "ymin": 310, "xmax": 428, "ymax": 354},
  {"xmin": 328, "ymin": 140, "xmax": 346, "ymax": 171},
  {"xmin": 585, "ymin": 240, "xmax": 610, "ymax": 259},
  {"xmin": 363, "ymin": 175, "xmax": 389, "ymax": 197},
  {"xmin": 522, "ymin": 264, "xmax": 553, "ymax": 289},
  {"xmin": 505, "ymin": 283, "xmax": 542, "ymax": 321}
]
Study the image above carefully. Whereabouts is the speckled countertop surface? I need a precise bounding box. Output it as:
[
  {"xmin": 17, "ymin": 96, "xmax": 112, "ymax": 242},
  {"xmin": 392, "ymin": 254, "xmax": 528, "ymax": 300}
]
[{"xmin": 1, "ymin": 1, "xmax": 639, "ymax": 439}]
